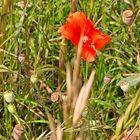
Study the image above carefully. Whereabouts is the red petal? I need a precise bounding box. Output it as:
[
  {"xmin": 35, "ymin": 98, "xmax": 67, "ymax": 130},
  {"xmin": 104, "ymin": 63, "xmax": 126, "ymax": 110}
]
[
  {"xmin": 94, "ymin": 34, "xmax": 110, "ymax": 50},
  {"xmin": 81, "ymin": 46, "xmax": 96, "ymax": 62},
  {"xmin": 58, "ymin": 12, "xmax": 87, "ymax": 47},
  {"xmin": 85, "ymin": 19, "xmax": 110, "ymax": 50}
]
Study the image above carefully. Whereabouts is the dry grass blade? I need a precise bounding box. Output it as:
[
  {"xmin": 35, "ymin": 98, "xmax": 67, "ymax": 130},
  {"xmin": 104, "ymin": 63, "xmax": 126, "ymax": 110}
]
[
  {"xmin": 62, "ymin": 98, "xmax": 68, "ymax": 125},
  {"xmin": 115, "ymin": 116, "xmax": 124, "ymax": 140},
  {"xmin": 58, "ymin": 38, "xmax": 66, "ymax": 85},
  {"xmin": 73, "ymin": 70, "xmax": 96, "ymax": 126},
  {"xmin": 66, "ymin": 64, "xmax": 72, "ymax": 105},
  {"xmin": 125, "ymin": 120, "xmax": 140, "ymax": 140},
  {"xmin": 123, "ymin": 102, "xmax": 133, "ymax": 124},
  {"xmin": 56, "ymin": 123, "xmax": 63, "ymax": 140},
  {"xmin": 46, "ymin": 112, "xmax": 57, "ymax": 140},
  {"xmin": 72, "ymin": 32, "xmax": 84, "ymax": 108}
]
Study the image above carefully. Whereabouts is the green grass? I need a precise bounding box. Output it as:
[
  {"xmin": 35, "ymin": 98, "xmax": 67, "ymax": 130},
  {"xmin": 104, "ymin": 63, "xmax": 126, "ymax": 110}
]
[{"xmin": 0, "ymin": 0, "xmax": 140, "ymax": 139}]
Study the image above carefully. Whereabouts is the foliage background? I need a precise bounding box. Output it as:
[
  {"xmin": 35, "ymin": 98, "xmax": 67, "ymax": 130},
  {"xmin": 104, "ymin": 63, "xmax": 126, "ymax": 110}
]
[{"xmin": 0, "ymin": 0, "xmax": 140, "ymax": 139}]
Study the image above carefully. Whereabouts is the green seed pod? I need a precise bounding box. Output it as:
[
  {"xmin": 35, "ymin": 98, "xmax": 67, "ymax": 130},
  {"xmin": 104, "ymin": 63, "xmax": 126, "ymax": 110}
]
[
  {"xmin": 3, "ymin": 91, "xmax": 15, "ymax": 104},
  {"xmin": 30, "ymin": 74, "xmax": 38, "ymax": 83},
  {"xmin": 120, "ymin": 80, "xmax": 130, "ymax": 92},
  {"xmin": 7, "ymin": 104, "xmax": 16, "ymax": 114}
]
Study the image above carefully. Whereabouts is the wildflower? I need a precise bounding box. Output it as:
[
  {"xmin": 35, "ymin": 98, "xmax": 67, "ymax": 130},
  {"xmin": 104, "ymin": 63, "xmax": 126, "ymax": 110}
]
[{"xmin": 59, "ymin": 12, "xmax": 110, "ymax": 62}]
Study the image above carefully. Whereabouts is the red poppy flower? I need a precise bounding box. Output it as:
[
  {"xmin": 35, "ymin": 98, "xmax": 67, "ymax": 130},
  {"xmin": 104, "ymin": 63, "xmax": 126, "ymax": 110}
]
[{"xmin": 58, "ymin": 12, "xmax": 110, "ymax": 62}]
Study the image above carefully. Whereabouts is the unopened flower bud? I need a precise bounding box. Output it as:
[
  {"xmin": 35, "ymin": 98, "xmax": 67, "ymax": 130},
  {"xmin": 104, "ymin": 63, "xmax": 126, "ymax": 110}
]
[
  {"xmin": 18, "ymin": 53, "xmax": 25, "ymax": 63},
  {"xmin": 104, "ymin": 74, "xmax": 113, "ymax": 85},
  {"xmin": 7, "ymin": 104, "xmax": 16, "ymax": 114},
  {"xmin": 4, "ymin": 91, "xmax": 15, "ymax": 104},
  {"xmin": 122, "ymin": 10, "xmax": 134, "ymax": 25},
  {"xmin": 120, "ymin": 80, "xmax": 130, "ymax": 92},
  {"xmin": 30, "ymin": 74, "xmax": 38, "ymax": 83},
  {"xmin": 117, "ymin": 101, "xmax": 122, "ymax": 108}
]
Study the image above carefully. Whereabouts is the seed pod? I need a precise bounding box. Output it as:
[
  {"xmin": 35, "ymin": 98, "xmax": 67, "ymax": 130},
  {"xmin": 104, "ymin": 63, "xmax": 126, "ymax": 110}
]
[
  {"xmin": 120, "ymin": 80, "xmax": 130, "ymax": 92},
  {"xmin": 122, "ymin": 10, "xmax": 134, "ymax": 25},
  {"xmin": 12, "ymin": 124, "xmax": 24, "ymax": 140},
  {"xmin": 18, "ymin": 53, "xmax": 25, "ymax": 63},
  {"xmin": 51, "ymin": 92, "xmax": 62, "ymax": 103},
  {"xmin": 117, "ymin": 101, "xmax": 122, "ymax": 108},
  {"xmin": 7, "ymin": 104, "xmax": 16, "ymax": 114},
  {"xmin": 30, "ymin": 74, "xmax": 38, "ymax": 84},
  {"xmin": 104, "ymin": 74, "xmax": 113, "ymax": 85},
  {"xmin": 3, "ymin": 91, "xmax": 15, "ymax": 104}
]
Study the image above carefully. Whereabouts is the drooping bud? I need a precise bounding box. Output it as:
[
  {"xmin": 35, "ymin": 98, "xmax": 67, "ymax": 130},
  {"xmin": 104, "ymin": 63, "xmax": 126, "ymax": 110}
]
[
  {"xmin": 117, "ymin": 101, "xmax": 122, "ymax": 108},
  {"xmin": 18, "ymin": 53, "xmax": 25, "ymax": 63},
  {"xmin": 7, "ymin": 104, "xmax": 16, "ymax": 114},
  {"xmin": 122, "ymin": 10, "xmax": 134, "ymax": 25},
  {"xmin": 3, "ymin": 91, "xmax": 15, "ymax": 104},
  {"xmin": 104, "ymin": 74, "xmax": 113, "ymax": 85},
  {"xmin": 120, "ymin": 80, "xmax": 130, "ymax": 92},
  {"xmin": 30, "ymin": 74, "xmax": 38, "ymax": 84}
]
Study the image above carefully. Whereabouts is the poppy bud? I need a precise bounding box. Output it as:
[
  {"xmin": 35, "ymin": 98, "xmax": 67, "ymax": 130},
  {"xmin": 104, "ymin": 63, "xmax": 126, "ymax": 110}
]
[
  {"xmin": 120, "ymin": 80, "xmax": 130, "ymax": 92},
  {"xmin": 117, "ymin": 101, "xmax": 122, "ymax": 108},
  {"xmin": 3, "ymin": 91, "xmax": 15, "ymax": 104},
  {"xmin": 104, "ymin": 74, "xmax": 113, "ymax": 85},
  {"xmin": 122, "ymin": 10, "xmax": 134, "ymax": 25},
  {"xmin": 30, "ymin": 74, "xmax": 38, "ymax": 83},
  {"xmin": 18, "ymin": 53, "xmax": 25, "ymax": 63},
  {"xmin": 7, "ymin": 104, "xmax": 16, "ymax": 114}
]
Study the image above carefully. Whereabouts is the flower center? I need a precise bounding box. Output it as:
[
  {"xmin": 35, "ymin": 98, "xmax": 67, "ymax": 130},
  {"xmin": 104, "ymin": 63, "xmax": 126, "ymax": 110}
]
[{"xmin": 82, "ymin": 36, "xmax": 88, "ymax": 44}]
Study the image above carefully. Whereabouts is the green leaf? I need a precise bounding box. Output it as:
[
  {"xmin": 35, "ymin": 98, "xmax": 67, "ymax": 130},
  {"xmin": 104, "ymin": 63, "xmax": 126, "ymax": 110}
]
[{"xmin": 117, "ymin": 74, "xmax": 140, "ymax": 86}]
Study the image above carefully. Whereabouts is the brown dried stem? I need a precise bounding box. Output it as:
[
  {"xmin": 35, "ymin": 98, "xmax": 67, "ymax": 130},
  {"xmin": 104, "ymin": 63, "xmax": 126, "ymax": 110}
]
[{"xmin": 0, "ymin": 0, "xmax": 11, "ymax": 88}]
